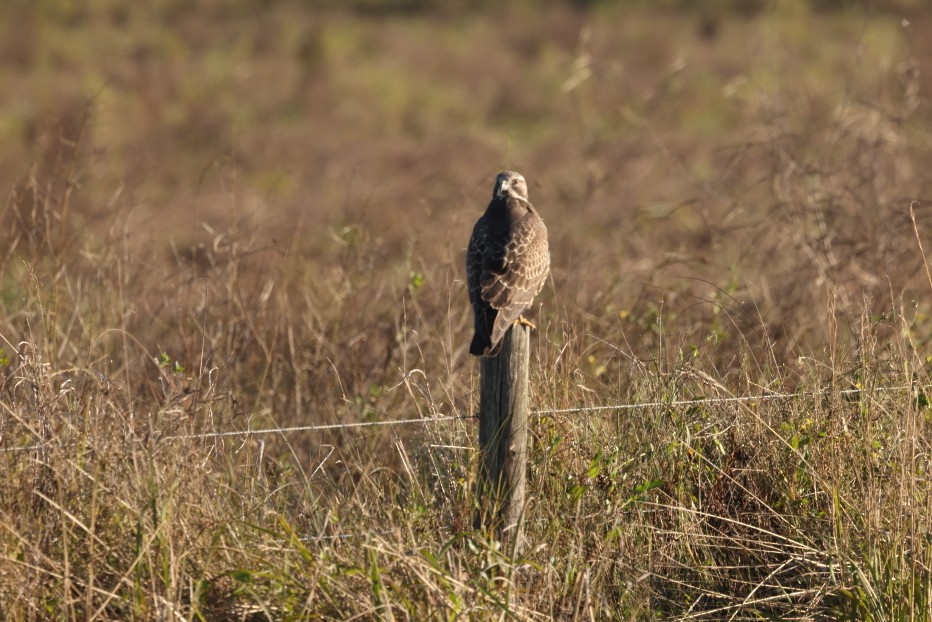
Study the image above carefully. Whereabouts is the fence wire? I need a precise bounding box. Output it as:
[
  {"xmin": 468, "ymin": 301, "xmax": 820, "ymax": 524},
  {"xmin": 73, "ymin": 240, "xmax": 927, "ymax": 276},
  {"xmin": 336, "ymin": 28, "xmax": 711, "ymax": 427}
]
[{"xmin": 0, "ymin": 384, "xmax": 913, "ymax": 454}]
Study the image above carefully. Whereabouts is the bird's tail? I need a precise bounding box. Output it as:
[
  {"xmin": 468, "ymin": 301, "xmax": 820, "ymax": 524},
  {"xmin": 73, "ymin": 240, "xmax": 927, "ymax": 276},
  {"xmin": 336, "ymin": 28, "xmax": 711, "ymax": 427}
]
[
  {"xmin": 469, "ymin": 332, "xmax": 491, "ymax": 357},
  {"xmin": 469, "ymin": 333, "xmax": 504, "ymax": 357},
  {"xmin": 469, "ymin": 307, "xmax": 500, "ymax": 357}
]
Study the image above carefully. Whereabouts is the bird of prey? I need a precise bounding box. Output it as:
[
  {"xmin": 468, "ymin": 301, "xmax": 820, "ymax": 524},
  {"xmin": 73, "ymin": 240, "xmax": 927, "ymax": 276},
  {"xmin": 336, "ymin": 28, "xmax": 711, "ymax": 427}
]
[{"xmin": 466, "ymin": 171, "xmax": 550, "ymax": 357}]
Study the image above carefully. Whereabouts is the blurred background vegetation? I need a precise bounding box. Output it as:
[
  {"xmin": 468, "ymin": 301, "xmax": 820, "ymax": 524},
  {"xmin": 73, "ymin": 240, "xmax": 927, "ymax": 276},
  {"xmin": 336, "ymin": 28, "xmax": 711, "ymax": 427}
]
[{"xmin": 2, "ymin": 0, "xmax": 932, "ymax": 618}]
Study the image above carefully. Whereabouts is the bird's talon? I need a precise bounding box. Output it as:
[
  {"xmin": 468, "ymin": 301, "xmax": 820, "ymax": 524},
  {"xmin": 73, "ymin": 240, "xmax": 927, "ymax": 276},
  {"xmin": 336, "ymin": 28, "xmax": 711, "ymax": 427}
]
[{"xmin": 516, "ymin": 316, "xmax": 536, "ymax": 330}]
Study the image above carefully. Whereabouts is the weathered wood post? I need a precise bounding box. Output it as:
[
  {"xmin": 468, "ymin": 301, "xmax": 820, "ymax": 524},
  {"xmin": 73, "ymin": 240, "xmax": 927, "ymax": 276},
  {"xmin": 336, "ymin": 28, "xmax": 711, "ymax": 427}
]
[{"xmin": 477, "ymin": 323, "xmax": 530, "ymax": 552}]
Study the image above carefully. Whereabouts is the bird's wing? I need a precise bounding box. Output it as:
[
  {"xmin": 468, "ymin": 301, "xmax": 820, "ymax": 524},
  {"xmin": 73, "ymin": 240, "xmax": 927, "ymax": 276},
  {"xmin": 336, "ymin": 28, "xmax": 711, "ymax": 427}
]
[
  {"xmin": 466, "ymin": 218, "xmax": 492, "ymax": 307},
  {"xmin": 480, "ymin": 208, "xmax": 549, "ymax": 346}
]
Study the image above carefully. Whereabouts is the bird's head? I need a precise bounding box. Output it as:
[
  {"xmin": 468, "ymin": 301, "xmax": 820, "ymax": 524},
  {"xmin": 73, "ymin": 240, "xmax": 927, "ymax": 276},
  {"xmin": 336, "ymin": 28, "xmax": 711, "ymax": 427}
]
[{"xmin": 494, "ymin": 171, "xmax": 528, "ymax": 201}]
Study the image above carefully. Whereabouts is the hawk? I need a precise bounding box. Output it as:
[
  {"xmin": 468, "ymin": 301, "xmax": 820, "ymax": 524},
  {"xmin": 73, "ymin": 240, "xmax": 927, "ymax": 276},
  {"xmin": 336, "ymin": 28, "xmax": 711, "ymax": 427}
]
[{"xmin": 466, "ymin": 171, "xmax": 550, "ymax": 357}]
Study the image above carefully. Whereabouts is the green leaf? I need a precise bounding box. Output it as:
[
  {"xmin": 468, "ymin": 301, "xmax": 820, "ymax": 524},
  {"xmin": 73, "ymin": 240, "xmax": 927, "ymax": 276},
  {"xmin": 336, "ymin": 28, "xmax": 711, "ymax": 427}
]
[
  {"xmin": 633, "ymin": 479, "xmax": 664, "ymax": 495},
  {"xmin": 570, "ymin": 483, "xmax": 586, "ymax": 501},
  {"xmin": 917, "ymin": 392, "xmax": 930, "ymax": 409},
  {"xmin": 409, "ymin": 271, "xmax": 425, "ymax": 289}
]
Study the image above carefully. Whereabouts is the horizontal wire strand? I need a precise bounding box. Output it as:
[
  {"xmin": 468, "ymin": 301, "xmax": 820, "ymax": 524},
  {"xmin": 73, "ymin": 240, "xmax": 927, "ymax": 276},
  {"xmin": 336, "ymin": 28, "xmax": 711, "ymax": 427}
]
[
  {"xmin": 0, "ymin": 384, "xmax": 913, "ymax": 453},
  {"xmin": 0, "ymin": 384, "xmax": 915, "ymax": 544}
]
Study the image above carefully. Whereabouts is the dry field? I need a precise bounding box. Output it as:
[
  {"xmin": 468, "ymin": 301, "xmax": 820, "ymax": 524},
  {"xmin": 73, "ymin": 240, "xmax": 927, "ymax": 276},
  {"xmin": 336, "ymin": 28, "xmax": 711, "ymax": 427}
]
[{"xmin": 2, "ymin": 1, "xmax": 932, "ymax": 619}]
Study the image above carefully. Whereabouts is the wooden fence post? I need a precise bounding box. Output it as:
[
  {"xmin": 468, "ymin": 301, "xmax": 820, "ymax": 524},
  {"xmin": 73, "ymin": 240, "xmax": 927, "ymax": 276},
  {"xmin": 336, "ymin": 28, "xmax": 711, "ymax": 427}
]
[{"xmin": 477, "ymin": 323, "xmax": 530, "ymax": 552}]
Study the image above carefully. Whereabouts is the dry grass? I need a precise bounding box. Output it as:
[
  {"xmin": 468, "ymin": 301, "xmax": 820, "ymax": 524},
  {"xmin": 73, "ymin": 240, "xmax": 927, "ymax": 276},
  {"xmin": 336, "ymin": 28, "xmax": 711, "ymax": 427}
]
[{"xmin": 1, "ymin": 1, "xmax": 932, "ymax": 619}]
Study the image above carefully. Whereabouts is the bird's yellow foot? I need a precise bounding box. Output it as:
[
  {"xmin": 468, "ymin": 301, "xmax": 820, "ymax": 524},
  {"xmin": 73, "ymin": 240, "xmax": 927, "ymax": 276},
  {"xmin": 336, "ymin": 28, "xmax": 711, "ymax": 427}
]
[{"xmin": 516, "ymin": 315, "xmax": 536, "ymax": 330}]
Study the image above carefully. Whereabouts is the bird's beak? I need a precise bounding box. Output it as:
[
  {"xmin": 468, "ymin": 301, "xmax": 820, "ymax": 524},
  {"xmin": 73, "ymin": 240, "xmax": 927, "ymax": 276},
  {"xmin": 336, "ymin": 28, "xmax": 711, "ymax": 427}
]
[{"xmin": 496, "ymin": 179, "xmax": 508, "ymax": 197}]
